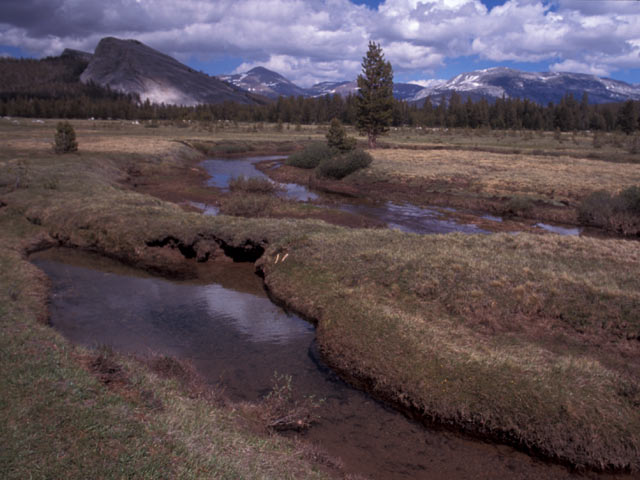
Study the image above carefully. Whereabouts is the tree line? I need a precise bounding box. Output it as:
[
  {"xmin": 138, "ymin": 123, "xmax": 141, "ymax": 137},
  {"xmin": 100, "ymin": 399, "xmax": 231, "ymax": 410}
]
[
  {"xmin": 1, "ymin": 56, "xmax": 638, "ymax": 133},
  {"xmin": 2, "ymin": 90, "xmax": 637, "ymax": 134}
]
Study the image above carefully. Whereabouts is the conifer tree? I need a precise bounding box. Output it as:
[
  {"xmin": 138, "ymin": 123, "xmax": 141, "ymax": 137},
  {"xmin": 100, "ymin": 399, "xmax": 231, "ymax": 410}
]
[
  {"xmin": 618, "ymin": 100, "xmax": 638, "ymax": 135},
  {"xmin": 356, "ymin": 42, "xmax": 393, "ymax": 148},
  {"xmin": 326, "ymin": 117, "xmax": 356, "ymax": 152},
  {"xmin": 54, "ymin": 121, "xmax": 78, "ymax": 153}
]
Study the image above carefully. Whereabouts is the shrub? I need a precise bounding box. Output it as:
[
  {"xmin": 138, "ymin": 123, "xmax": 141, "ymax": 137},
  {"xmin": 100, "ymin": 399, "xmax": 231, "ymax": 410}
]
[
  {"xmin": 629, "ymin": 135, "xmax": 640, "ymax": 155},
  {"xmin": 619, "ymin": 185, "xmax": 640, "ymax": 214},
  {"xmin": 592, "ymin": 131, "xmax": 603, "ymax": 149},
  {"xmin": 219, "ymin": 193, "xmax": 274, "ymax": 217},
  {"xmin": 191, "ymin": 141, "xmax": 255, "ymax": 156},
  {"xmin": 503, "ymin": 195, "xmax": 534, "ymax": 216},
  {"xmin": 228, "ymin": 176, "xmax": 278, "ymax": 194},
  {"xmin": 578, "ymin": 186, "xmax": 640, "ymax": 235},
  {"xmin": 54, "ymin": 121, "xmax": 78, "ymax": 153},
  {"xmin": 316, "ymin": 149, "xmax": 373, "ymax": 179},
  {"xmin": 286, "ymin": 143, "xmax": 333, "ymax": 169},
  {"xmin": 578, "ymin": 190, "xmax": 616, "ymax": 226}
]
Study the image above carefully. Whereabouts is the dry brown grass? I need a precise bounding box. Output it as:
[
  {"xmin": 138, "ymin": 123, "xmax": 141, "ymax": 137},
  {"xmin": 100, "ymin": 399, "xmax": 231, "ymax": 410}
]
[
  {"xmin": 366, "ymin": 148, "xmax": 640, "ymax": 204},
  {"xmin": 259, "ymin": 229, "xmax": 640, "ymax": 471}
]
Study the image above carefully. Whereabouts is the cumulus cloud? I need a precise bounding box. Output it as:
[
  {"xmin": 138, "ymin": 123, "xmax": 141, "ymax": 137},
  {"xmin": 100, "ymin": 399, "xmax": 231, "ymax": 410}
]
[
  {"xmin": 0, "ymin": 0, "xmax": 639, "ymax": 84},
  {"xmin": 550, "ymin": 59, "xmax": 610, "ymax": 77}
]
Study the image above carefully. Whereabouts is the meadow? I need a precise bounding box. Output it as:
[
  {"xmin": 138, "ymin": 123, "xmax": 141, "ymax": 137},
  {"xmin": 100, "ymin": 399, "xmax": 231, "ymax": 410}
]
[{"xmin": 1, "ymin": 118, "xmax": 639, "ymax": 476}]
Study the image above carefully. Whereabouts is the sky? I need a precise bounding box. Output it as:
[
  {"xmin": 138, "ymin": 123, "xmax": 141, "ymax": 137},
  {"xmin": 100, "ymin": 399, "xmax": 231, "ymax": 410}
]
[{"xmin": 1, "ymin": 0, "xmax": 639, "ymax": 87}]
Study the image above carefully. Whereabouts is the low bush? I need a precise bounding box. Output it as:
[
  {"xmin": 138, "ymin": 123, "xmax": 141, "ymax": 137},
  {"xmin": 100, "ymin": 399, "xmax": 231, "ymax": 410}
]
[
  {"xmin": 228, "ymin": 176, "xmax": 278, "ymax": 194},
  {"xmin": 218, "ymin": 193, "xmax": 274, "ymax": 217},
  {"xmin": 285, "ymin": 143, "xmax": 333, "ymax": 169},
  {"xmin": 578, "ymin": 186, "xmax": 640, "ymax": 235},
  {"xmin": 315, "ymin": 149, "xmax": 373, "ymax": 179},
  {"xmin": 503, "ymin": 195, "xmax": 534, "ymax": 216}
]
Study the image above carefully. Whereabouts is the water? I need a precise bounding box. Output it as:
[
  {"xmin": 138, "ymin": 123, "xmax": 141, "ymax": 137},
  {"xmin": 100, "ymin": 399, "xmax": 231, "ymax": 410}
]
[
  {"xmin": 535, "ymin": 223, "xmax": 582, "ymax": 236},
  {"xmin": 201, "ymin": 156, "xmax": 318, "ymax": 202},
  {"xmin": 188, "ymin": 201, "xmax": 219, "ymax": 216},
  {"xmin": 339, "ymin": 201, "xmax": 489, "ymax": 235},
  {"xmin": 32, "ymin": 248, "xmax": 597, "ymax": 480}
]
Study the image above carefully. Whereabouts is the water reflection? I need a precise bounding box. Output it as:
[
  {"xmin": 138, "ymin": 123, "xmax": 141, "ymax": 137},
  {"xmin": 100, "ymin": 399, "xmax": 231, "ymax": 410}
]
[
  {"xmin": 201, "ymin": 156, "xmax": 318, "ymax": 202},
  {"xmin": 535, "ymin": 223, "xmax": 582, "ymax": 236},
  {"xmin": 339, "ymin": 201, "xmax": 489, "ymax": 235}
]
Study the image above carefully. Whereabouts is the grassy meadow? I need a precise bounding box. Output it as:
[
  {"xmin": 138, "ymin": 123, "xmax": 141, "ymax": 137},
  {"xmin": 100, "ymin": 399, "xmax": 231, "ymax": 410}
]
[{"xmin": 1, "ymin": 118, "xmax": 640, "ymax": 475}]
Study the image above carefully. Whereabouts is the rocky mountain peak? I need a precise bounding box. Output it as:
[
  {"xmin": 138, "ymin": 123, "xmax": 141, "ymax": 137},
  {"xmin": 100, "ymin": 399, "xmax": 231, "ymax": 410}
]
[{"xmin": 80, "ymin": 37, "xmax": 259, "ymax": 106}]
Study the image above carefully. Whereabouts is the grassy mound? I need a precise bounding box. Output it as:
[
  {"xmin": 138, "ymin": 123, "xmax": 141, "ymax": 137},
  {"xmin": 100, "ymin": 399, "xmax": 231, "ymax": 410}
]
[{"xmin": 259, "ymin": 230, "xmax": 640, "ymax": 471}]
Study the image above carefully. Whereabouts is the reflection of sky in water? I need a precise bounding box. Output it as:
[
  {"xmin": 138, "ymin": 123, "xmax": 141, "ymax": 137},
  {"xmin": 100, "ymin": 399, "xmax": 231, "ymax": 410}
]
[
  {"xmin": 36, "ymin": 260, "xmax": 313, "ymax": 353},
  {"xmin": 33, "ymin": 255, "xmax": 583, "ymax": 479},
  {"xmin": 340, "ymin": 202, "xmax": 488, "ymax": 235},
  {"xmin": 535, "ymin": 223, "xmax": 581, "ymax": 236},
  {"xmin": 189, "ymin": 201, "xmax": 219, "ymax": 216},
  {"xmin": 201, "ymin": 156, "xmax": 317, "ymax": 201},
  {"xmin": 481, "ymin": 214, "xmax": 503, "ymax": 223},
  {"xmin": 199, "ymin": 283, "xmax": 314, "ymax": 343}
]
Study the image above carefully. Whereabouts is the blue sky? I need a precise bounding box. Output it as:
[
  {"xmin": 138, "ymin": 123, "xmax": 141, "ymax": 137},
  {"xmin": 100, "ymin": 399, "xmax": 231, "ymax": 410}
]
[{"xmin": 1, "ymin": 0, "xmax": 639, "ymax": 86}]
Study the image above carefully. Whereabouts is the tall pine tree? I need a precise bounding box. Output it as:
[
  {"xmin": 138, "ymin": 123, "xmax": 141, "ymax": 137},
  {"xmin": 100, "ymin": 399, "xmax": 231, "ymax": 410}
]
[{"xmin": 356, "ymin": 42, "xmax": 393, "ymax": 148}]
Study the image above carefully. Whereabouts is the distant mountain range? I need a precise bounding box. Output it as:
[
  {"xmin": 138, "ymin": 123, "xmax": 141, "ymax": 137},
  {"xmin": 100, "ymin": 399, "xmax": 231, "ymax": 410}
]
[
  {"xmin": 410, "ymin": 67, "xmax": 640, "ymax": 106},
  {"xmin": 217, "ymin": 69, "xmax": 425, "ymax": 101},
  {"xmin": 37, "ymin": 37, "xmax": 640, "ymax": 106}
]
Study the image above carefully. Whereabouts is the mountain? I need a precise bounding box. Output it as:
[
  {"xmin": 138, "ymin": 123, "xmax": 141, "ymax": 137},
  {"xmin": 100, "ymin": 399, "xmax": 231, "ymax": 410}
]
[
  {"xmin": 218, "ymin": 67, "xmax": 308, "ymax": 99},
  {"xmin": 392, "ymin": 83, "xmax": 426, "ymax": 101},
  {"xmin": 61, "ymin": 48, "xmax": 93, "ymax": 63},
  {"xmin": 409, "ymin": 67, "xmax": 640, "ymax": 105},
  {"xmin": 80, "ymin": 37, "xmax": 261, "ymax": 106},
  {"xmin": 307, "ymin": 80, "xmax": 356, "ymax": 97}
]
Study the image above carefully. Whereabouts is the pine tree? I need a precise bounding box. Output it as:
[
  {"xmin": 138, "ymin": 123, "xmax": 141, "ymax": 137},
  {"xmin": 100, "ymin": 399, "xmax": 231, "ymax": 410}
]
[
  {"xmin": 618, "ymin": 100, "xmax": 638, "ymax": 135},
  {"xmin": 326, "ymin": 117, "xmax": 356, "ymax": 152},
  {"xmin": 356, "ymin": 42, "xmax": 393, "ymax": 148},
  {"xmin": 54, "ymin": 121, "xmax": 78, "ymax": 153}
]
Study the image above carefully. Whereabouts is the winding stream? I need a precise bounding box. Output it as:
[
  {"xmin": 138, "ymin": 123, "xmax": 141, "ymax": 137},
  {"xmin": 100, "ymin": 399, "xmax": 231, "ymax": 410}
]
[
  {"xmin": 33, "ymin": 248, "xmax": 606, "ymax": 480},
  {"xmin": 29, "ymin": 156, "xmax": 612, "ymax": 479},
  {"xmin": 199, "ymin": 156, "xmax": 583, "ymax": 236}
]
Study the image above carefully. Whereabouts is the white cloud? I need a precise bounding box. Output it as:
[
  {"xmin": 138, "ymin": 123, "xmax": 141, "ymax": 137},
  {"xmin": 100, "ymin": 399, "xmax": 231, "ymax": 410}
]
[
  {"xmin": 0, "ymin": 0, "xmax": 639, "ymax": 84},
  {"xmin": 549, "ymin": 59, "xmax": 609, "ymax": 77}
]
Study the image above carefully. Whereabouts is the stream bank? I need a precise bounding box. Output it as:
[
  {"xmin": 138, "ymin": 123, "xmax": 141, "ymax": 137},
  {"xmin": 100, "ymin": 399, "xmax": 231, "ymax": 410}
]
[{"xmin": 33, "ymin": 246, "xmax": 597, "ymax": 480}]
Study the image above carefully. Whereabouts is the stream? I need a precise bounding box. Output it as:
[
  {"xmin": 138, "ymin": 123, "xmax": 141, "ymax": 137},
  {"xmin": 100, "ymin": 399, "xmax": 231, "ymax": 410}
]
[
  {"xmin": 199, "ymin": 156, "xmax": 584, "ymax": 237},
  {"xmin": 30, "ymin": 156, "xmax": 610, "ymax": 479},
  {"xmin": 32, "ymin": 248, "xmax": 591, "ymax": 480}
]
